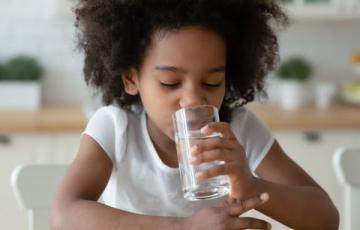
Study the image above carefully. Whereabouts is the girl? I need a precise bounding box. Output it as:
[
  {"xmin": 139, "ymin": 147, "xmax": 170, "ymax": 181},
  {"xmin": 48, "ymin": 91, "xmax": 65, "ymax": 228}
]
[{"xmin": 51, "ymin": 0, "xmax": 339, "ymax": 229}]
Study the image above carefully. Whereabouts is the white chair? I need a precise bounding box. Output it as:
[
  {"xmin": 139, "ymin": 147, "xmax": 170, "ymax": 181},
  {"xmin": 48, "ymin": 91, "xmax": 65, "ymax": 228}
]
[
  {"xmin": 333, "ymin": 148, "xmax": 360, "ymax": 230},
  {"xmin": 10, "ymin": 164, "xmax": 68, "ymax": 230}
]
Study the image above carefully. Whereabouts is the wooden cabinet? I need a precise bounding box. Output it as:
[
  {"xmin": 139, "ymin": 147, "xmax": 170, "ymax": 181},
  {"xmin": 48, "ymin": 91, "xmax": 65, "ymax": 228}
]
[
  {"xmin": 0, "ymin": 106, "xmax": 85, "ymax": 229},
  {"xmin": 279, "ymin": 0, "xmax": 360, "ymax": 20},
  {"xmin": 276, "ymin": 131, "xmax": 360, "ymax": 230},
  {"xmin": 245, "ymin": 130, "xmax": 360, "ymax": 229},
  {"xmin": 0, "ymin": 133, "xmax": 80, "ymax": 230},
  {"xmin": 276, "ymin": 131, "xmax": 359, "ymax": 210}
]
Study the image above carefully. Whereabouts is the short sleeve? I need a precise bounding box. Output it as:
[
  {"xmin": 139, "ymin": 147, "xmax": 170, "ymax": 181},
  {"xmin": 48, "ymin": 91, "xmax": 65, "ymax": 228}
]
[
  {"xmin": 230, "ymin": 107, "xmax": 275, "ymax": 173},
  {"xmin": 82, "ymin": 106, "xmax": 128, "ymax": 165}
]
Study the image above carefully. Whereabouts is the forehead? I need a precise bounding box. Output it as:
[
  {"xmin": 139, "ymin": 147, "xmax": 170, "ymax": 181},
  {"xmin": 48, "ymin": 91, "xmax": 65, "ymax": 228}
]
[
  {"xmin": 141, "ymin": 26, "xmax": 226, "ymax": 67},
  {"xmin": 153, "ymin": 26, "xmax": 224, "ymax": 43}
]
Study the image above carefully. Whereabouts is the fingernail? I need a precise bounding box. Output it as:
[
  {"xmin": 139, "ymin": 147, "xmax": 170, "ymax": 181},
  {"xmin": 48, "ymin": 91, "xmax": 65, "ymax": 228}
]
[
  {"xmin": 200, "ymin": 125, "xmax": 210, "ymax": 132},
  {"xmin": 260, "ymin": 192, "xmax": 269, "ymax": 202},
  {"xmin": 190, "ymin": 157, "xmax": 197, "ymax": 164},
  {"xmin": 195, "ymin": 172, "xmax": 203, "ymax": 179},
  {"xmin": 190, "ymin": 145, "xmax": 198, "ymax": 154}
]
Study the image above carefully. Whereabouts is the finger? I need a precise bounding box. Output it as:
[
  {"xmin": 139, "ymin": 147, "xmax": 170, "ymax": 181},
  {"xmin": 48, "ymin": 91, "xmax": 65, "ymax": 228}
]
[
  {"xmin": 228, "ymin": 193, "xmax": 269, "ymax": 217},
  {"xmin": 195, "ymin": 162, "xmax": 229, "ymax": 180},
  {"xmin": 201, "ymin": 122, "xmax": 237, "ymax": 140},
  {"xmin": 191, "ymin": 137, "xmax": 235, "ymax": 157},
  {"xmin": 196, "ymin": 162, "xmax": 242, "ymax": 180},
  {"xmin": 191, "ymin": 148, "xmax": 233, "ymax": 165},
  {"xmin": 229, "ymin": 217, "xmax": 271, "ymax": 230}
]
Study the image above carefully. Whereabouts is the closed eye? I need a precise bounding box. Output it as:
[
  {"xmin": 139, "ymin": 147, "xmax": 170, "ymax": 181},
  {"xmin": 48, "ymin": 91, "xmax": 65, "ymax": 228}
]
[
  {"xmin": 160, "ymin": 82, "xmax": 180, "ymax": 88},
  {"xmin": 203, "ymin": 82, "xmax": 223, "ymax": 88},
  {"xmin": 159, "ymin": 82, "xmax": 223, "ymax": 88}
]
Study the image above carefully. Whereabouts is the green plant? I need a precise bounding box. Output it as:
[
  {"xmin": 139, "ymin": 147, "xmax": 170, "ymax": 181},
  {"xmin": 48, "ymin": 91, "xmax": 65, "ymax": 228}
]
[
  {"xmin": 276, "ymin": 57, "xmax": 312, "ymax": 82},
  {"xmin": 0, "ymin": 62, "xmax": 3, "ymax": 80},
  {"xmin": 1, "ymin": 56, "xmax": 44, "ymax": 81}
]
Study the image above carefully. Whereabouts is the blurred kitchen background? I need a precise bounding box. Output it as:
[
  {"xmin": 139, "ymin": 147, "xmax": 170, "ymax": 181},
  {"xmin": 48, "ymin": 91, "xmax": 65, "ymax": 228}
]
[{"xmin": 0, "ymin": 0, "xmax": 360, "ymax": 229}]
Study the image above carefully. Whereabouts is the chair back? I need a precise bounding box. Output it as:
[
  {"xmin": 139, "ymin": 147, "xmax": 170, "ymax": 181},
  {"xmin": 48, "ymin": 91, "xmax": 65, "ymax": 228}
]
[
  {"xmin": 333, "ymin": 148, "xmax": 360, "ymax": 230},
  {"xmin": 11, "ymin": 164, "xmax": 68, "ymax": 230}
]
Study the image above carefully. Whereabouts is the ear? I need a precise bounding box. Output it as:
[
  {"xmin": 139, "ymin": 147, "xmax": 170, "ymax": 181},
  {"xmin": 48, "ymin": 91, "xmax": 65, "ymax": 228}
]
[{"xmin": 122, "ymin": 68, "xmax": 139, "ymax": 96}]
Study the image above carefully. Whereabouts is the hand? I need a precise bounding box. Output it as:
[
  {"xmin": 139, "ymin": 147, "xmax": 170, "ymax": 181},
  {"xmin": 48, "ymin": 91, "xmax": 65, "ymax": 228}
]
[
  {"xmin": 181, "ymin": 193, "xmax": 271, "ymax": 230},
  {"xmin": 190, "ymin": 122, "xmax": 256, "ymax": 199}
]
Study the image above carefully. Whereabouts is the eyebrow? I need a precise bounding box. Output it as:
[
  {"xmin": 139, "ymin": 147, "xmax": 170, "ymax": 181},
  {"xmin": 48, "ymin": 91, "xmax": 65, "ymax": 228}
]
[
  {"xmin": 154, "ymin": 65, "xmax": 226, "ymax": 74},
  {"xmin": 155, "ymin": 65, "xmax": 185, "ymax": 73}
]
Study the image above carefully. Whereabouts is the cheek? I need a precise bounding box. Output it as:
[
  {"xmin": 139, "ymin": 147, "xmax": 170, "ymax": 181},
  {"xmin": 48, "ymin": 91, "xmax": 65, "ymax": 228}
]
[
  {"xmin": 212, "ymin": 87, "xmax": 226, "ymax": 107},
  {"xmin": 146, "ymin": 103, "xmax": 177, "ymax": 139},
  {"xmin": 164, "ymin": 113, "xmax": 177, "ymax": 139}
]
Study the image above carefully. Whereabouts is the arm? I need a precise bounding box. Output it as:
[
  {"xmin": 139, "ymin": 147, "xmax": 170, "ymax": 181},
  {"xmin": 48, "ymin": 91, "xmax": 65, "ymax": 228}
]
[
  {"xmin": 51, "ymin": 134, "xmax": 272, "ymax": 230},
  {"xmin": 253, "ymin": 141, "xmax": 339, "ymax": 230},
  {"xmin": 50, "ymin": 134, "xmax": 182, "ymax": 230},
  {"xmin": 191, "ymin": 123, "xmax": 339, "ymax": 230}
]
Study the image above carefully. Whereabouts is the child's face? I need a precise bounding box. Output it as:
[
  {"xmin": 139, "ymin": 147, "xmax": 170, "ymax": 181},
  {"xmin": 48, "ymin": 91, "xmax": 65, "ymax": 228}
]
[{"xmin": 124, "ymin": 26, "xmax": 226, "ymax": 141}]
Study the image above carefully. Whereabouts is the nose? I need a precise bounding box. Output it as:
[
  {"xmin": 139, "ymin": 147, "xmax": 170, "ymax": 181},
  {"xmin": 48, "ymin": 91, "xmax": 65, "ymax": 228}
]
[{"xmin": 179, "ymin": 86, "xmax": 207, "ymax": 108}]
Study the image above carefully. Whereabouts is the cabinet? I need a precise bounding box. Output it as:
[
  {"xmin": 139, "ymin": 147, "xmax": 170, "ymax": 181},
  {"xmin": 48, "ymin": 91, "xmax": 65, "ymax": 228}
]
[
  {"xmin": 279, "ymin": 0, "xmax": 360, "ymax": 20},
  {"xmin": 0, "ymin": 133, "xmax": 80, "ymax": 230},
  {"xmin": 245, "ymin": 130, "xmax": 360, "ymax": 229}
]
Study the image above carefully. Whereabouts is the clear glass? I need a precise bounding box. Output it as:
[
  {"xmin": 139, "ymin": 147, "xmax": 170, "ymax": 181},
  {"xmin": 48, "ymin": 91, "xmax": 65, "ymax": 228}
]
[{"xmin": 173, "ymin": 105, "xmax": 229, "ymax": 201}]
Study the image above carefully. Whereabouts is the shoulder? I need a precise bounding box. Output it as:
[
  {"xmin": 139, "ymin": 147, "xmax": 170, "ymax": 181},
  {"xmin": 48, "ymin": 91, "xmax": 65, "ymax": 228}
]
[
  {"xmin": 91, "ymin": 104, "xmax": 127, "ymax": 119},
  {"xmin": 83, "ymin": 105, "xmax": 131, "ymax": 162},
  {"xmin": 84, "ymin": 105, "xmax": 130, "ymax": 144},
  {"xmin": 229, "ymin": 105, "xmax": 274, "ymax": 145},
  {"xmin": 230, "ymin": 106, "xmax": 259, "ymax": 127},
  {"xmin": 88, "ymin": 105, "xmax": 128, "ymax": 127}
]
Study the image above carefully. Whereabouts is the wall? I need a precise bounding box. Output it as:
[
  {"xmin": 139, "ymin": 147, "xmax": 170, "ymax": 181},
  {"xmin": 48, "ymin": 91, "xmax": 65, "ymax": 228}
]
[
  {"xmin": 0, "ymin": 0, "xmax": 359, "ymax": 105},
  {"xmin": 279, "ymin": 20, "xmax": 360, "ymax": 83},
  {"xmin": 0, "ymin": 0, "xmax": 86, "ymax": 105}
]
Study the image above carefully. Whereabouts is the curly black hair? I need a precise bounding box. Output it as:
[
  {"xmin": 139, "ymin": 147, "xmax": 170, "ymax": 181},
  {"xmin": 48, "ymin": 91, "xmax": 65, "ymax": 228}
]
[{"xmin": 75, "ymin": 0, "xmax": 288, "ymax": 122}]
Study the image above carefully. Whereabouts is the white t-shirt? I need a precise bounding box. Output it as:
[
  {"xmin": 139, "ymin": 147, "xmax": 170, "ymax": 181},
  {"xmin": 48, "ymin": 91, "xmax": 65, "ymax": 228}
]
[{"xmin": 82, "ymin": 105, "xmax": 274, "ymax": 217}]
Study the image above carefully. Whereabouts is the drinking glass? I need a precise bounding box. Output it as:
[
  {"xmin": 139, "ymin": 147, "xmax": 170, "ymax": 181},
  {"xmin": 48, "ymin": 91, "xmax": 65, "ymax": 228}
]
[{"xmin": 173, "ymin": 105, "xmax": 229, "ymax": 201}]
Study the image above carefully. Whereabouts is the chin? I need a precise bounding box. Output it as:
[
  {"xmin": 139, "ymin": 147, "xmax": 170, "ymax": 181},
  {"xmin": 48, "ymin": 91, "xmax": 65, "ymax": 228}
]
[
  {"xmin": 167, "ymin": 132, "xmax": 176, "ymax": 142},
  {"xmin": 165, "ymin": 128, "xmax": 176, "ymax": 142}
]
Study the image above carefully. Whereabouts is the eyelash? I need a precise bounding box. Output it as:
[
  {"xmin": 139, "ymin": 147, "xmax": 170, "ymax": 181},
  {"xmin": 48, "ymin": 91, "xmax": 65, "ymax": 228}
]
[
  {"xmin": 159, "ymin": 82, "xmax": 222, "ymax": 88},
  {"xmin": 160, "ymin": 82, "xmax": 180, "ymax": 88}
]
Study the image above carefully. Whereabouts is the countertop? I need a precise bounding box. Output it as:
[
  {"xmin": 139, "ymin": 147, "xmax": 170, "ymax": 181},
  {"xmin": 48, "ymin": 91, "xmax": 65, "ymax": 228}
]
[
  {"xmin": 246, "ymin": 102, "xmax": 360, "ymax": 131},
  {"xmin": 0, "ymin": 105, "xmax": 87, "ymax": 133},
  {"xmin": 1, "ymin": 103, "xmax": 360, "ymax": 133}
]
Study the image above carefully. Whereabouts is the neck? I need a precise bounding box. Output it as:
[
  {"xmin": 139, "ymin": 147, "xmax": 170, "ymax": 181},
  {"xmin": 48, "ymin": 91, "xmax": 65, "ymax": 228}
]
[{"xmin": 146, "ymin": 115, "xmax": 178, "ymax": 168}]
